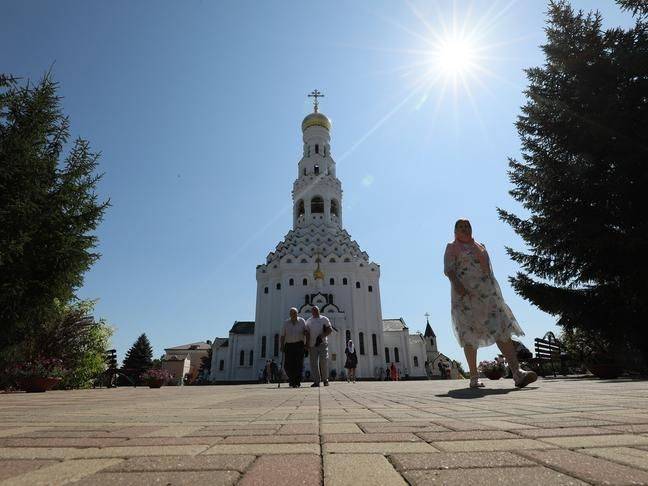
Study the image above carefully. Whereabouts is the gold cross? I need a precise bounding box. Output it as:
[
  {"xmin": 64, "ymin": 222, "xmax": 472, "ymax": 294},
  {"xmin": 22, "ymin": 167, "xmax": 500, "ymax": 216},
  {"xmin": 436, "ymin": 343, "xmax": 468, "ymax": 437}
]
[{"xmin": 308, "ymin": 89, "xmax": 324, "ymax": 113}]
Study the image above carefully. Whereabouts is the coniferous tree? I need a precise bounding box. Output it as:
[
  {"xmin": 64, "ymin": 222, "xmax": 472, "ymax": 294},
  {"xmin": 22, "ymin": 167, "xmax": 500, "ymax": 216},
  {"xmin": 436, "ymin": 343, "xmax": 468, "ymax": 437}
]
[
  {"xmin": 122, "ymin": 334, "xmax": 154, "ymax": 378},
  {"xmin": 498, "ymin": 1, "xmax": 648, "ymax": 364},
  {"xmin": 0, "ymin": 72, "xmax": 109, "ymax": 361}
]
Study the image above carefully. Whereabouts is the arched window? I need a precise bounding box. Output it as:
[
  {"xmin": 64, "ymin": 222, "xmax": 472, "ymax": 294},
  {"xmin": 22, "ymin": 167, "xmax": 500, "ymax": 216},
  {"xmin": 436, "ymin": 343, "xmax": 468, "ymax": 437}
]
[
  {"xmin": 385, "ymin": 347, "xmax": 390, "ymax": 363},
  {"xmin": 249, "ymin": 350, "xmax": 254, "ymax": 366},
  {"xmin": 430, "ymin": 338, "xmax": 435, "ymax": 347},
  {"xmin": 311, "ymin": 196, "xmax": 324, "ymax": 213},
  {"xmin": 372, "ymin": 334, "xmax": 378, "ymax": 355},
  {"xmin": 303, "ymin": 278, "xmax": 308, "ymax": 286},
  {"xmin": 394, "ymin": 347, "xmax": 400, "ymax": 363},
  {"xmin": 314, "ymin": 164, "xmax": 320, "ymax": 175},
  {"xmin": 261, "ymin": 336, "xmax": 267, "ymax": 358},
  {"xmin": 315, "ymin": 144, "xmax": 319, "ymax": 154},
  {"xmin": 368, "ymin": 285, "xmax": 373, "ymax": 292},
  {"xmin": 345, "ymin": 330, "xmax": 351, "ymax": 342},
  {"xmin": 355, "ymin": 282, "xmax": 361, "ymax": 289},
  {"xmin": 276, "ymin": 283, "xmax": 281, "ymax": 290},
  {"xmin": 329, "ymin": 278, "xmax": 335, "ymax": 285},
  {"xmin": 359, "ymin": 332, "xmax": 365, "ymax": 355},
  {"xmin": 297, "ymin": 199, "xmax": 305, "ymax": 217},
  {"xmin": 239, "ymin": 350, "xmax": 245, "ymax": 366},
  {"xmin": 289, "ymin": 278, "xmax": 294, "ymax": 286},
  {"xmin": 219, "ymin": 360, "xmax": 224, "ymax": 371},
  {"xmin": 329, "ymin": 258, "xmax": 336, "ymax": 263},
  {"xmin": 413, "ymin": 356, "xmax": 419, "ymax": 367},
  {"xmin": 264, "ymin": 287, "xmax": 268, "ymax": 294},
  {"xmin": 331, "ymin": 199, "xmax": 339, "ymax": 218},
  {"xmin": 343, "ymin": 278, "xmax": 348, "ymax": 285},
  {"xmin": 274, "ymin": 334, "xmax": 279, "ymax": 357}
]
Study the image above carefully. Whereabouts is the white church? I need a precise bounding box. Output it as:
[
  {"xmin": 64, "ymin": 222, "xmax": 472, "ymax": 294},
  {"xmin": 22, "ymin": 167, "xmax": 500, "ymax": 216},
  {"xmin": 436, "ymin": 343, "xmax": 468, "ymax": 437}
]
[{"xmin": 209, "ymin": 92, "xmax": 457, "ymax": 383}]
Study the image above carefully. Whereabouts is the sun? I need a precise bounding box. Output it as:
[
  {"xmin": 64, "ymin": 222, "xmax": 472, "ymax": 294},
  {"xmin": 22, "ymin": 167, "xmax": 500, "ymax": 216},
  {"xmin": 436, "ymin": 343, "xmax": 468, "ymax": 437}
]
[{"xmin": 434, "ymin": 36, "xmax": 478, "ymax": 76}]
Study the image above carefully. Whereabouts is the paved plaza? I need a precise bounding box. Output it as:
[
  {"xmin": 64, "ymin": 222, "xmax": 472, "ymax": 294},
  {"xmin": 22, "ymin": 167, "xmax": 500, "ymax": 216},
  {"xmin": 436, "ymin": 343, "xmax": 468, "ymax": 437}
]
[{"xmin": 1, "ymin": 378, "xmax": 648, "ymax": 485}]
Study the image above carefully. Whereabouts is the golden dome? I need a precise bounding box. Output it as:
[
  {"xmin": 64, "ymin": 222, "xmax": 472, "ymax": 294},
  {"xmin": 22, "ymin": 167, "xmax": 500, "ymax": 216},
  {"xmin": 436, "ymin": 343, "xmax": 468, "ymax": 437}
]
[{"xmin": 302, "ymin": 112, "xmax": 331, "ymax": 131}]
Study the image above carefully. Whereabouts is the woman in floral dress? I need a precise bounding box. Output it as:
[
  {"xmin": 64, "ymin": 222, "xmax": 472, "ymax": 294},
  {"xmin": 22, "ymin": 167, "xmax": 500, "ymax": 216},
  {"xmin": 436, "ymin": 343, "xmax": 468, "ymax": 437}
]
[{"xmin": 444, "ymin": 219, "xmax": 537, "ymax": 389}]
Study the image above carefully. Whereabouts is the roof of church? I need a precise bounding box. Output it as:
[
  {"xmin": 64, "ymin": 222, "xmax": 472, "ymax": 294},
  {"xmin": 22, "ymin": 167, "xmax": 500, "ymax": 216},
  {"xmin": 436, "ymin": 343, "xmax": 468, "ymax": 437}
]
[
  {"xmin": 383, "ymin": 318, "xmax": 408, "ymax": 332},
  {"xmin": 424, "ymin": 321, "xmax": 436, "ymax": 338},
  {"xmin": 230, "ymin": 321, "xmax": 255, "ymax": 335},
  {"xmin": 409, "ymin": 333, "xmax": 424, "ymax": 343},
  {"xmin": 212, "ymin": 337, "xmax": 228, "ymax": 349},
  {"xmin": 164, "ymin": 341, "xmax": 211, "ymax": 351}
]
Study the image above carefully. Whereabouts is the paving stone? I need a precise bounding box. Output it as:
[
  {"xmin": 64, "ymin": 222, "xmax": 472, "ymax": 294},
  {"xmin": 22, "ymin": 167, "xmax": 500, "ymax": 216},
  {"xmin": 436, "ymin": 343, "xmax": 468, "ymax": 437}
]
[
  {"xmin": 204, "ymin": 443, "xmax": 320, "ymax": 455},
  {"xmin": 141, "ymin": 425, "xmax": 204, "ymax": 437},
  {"xmin": 277, "ymin": 423, "xmax": 319, "ymax": 434},
  {"xmin": 403, "ymin": 466, "xmax": 585, "ymax": 485},
  {"xmin": 0, "ymin": 428, "xmax": 44, "ymax": 438},
  {"xmin": 320, "ymin": 423, "xmax": 362, "ymax": 434},
  {"xmin": 103, "ymin": 454, "xmax": 255, "ymax": 472},
  {"xmin": 519, "ymin": 449, "xmax": 648, "ymax": 484},
  {"xmin": 322, "ymin": 433, "xmax": 421, "ymax": 443},
  {"xmin": 239, "ymin": 454, "xmax": 320, "ymax": 486},
  {"xmin": 0, "ymin": 437, "xmax": 127, "ymax": 448},
  {"xmin": 602, "ymin": 424, "xmax": 648, "ymax": 433},
  {"xmin": 580, "ymin": 447, "xmax": 648, "ymax": 471},
  {"xmin": 0, "ymin": 445, "xmax": 209, "ymax": 459},
  {"xmin": 117, "ymin": 436, "xmax": 224, "ymax": 446},
  {"xmin": 70, "ymin": 470, "xmax": 239, "ymax": 485},
  {"xmin": 221, "ymin": 434, "xmax": 319, "ymax": 444},
  {"xmin": 360, "ymin": 424, "xmax": 449, "ymax": 434},
  {"xmin": 516, "ymin": 426, "xmax": 616, "ymax": 438},
  {"xmin": 434, "ymin": 438, "xmax": 555, "ymax": 452},
  {"xmin": 323, "ymin": 442, "xmax": 437, "ymax": 453},
  {"xmin": 5, "ymin": 458, "xmax": 123, "ymax": 486},
  {"xmin": 539, "ymin": 434, "xmax": 648, "ymax": 448},
  {"xmin": 324, "ymin": 453, "xmax": 407, "ymax": 485},
  {"xmin": 390, "ymin": 451, "xmax": 535, "ymax": 470},
  {"xmin": 417, "ymin": 430, "xmax": 519, "ymax": 442},
  {"xmin": 0, "ymin": 459, "xmax": 58, "ymax": 481}
]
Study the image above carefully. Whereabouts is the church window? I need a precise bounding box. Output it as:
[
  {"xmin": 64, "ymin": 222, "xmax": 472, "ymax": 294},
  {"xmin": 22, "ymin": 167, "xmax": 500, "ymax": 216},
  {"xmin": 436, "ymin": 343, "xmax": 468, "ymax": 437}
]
[
  {"xmin": 368, "ymin": 285, "xmax": 373, "ymax": 292},
  {"xmin": 315, "ymin": 144, "xmax": 319, "ymax": 154},
  {"xmin": 219, "ymin": 360, "xmax": 224, "ymax": 371},
  {"xmin": 359, "ymin": 332, "xmax": 365, "ymax": 355},
  {"xmin": 297, "ymin": 200, "xmax": 305, "ymax": 217},
  {"xmin": 329, "ymin": 278, "xmax": 335, "ymax": 285},
  {"xmin": 249, "ymin": 350, "xmax": 254, "ymax": 366},
  {"xmin": 430, "ymin": 338, "xmax": 435, "ymax": 347},
  {"xmin": 311, "ymin": 196, "xmax": 324, "ymax": 213},
  {"xmin": 355, "ymin": 282, "xmax": 361, "ymax": 289},
  {"xmin": 261, "ymin": 336, "xmax": 267, "ymax": 358},
  {"xmin": 307, "ymin": 146, "xmax": 311, "ymax": 157},
  {"xmin": 273, "ymin": 334, "xmax": 279, "ymax": 357},
  {"xmin": 329, "ymin": 258, "xmax": 336, "ymax": 263},
  {"xmin": 301, "ymin": 259, "xmax": 307, "ymax": 263},
  {"xmin": 289, "ymin": 278, "xmax": 294, "ymax": 286},
  {"xmin": 372, "ymin": 334, "xmax": 378, "ymax": 355},
  {"xmin": 239, "ymin": 350, "xmax": 245, "ymax": 366},
  {"xmin": 413, "ymin": 356, "xmax": 419, "ymax": 367},
  {"xmin": 394, "ymin": 347, "xmax": 400, "ymax": 363},
  {"xmin": 303, "ymin": 278, "xmax": 308, "ymax": 286},
  {"xmin": 331, "ymin": 199, "xmax": 339, "ymax": 218},
  {"xmin": 276, "ymin": 283, "xmax": 281, "ymax": 290},
  {"xmin": 264, "ymin": 287, "xmax": 268, "ymax": 294},
  {"xmin": 385, "ymin": 347, "xmax": 390, "ymax": 363},
  {"xmin": 343, "ymin": 278, "xmax": 348, "ymax": 285},
  {"xmin": 345, "ymin": 330, "xmax": 351, "ymax": 342},
  {"xmin": 314, "ymin": 164, "xmax": 320, "ymax": 175}
]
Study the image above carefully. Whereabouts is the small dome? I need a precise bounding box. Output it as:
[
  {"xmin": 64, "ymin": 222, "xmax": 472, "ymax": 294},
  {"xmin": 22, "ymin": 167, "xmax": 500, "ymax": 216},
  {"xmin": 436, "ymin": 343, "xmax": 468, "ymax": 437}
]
[{"xmin": 302, "ymin": 112, "xmax": 331, "ymax": 131}]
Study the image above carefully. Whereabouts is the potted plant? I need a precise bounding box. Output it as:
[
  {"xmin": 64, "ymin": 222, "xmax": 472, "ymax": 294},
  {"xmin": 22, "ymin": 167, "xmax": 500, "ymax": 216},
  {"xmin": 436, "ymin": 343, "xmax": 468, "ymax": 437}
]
[
  {"xmin": 141, "ymin": 368, "xmax": 173, "ymax": 388},
  {"xmin": 10, "ymin": 358, "xmax": 67, "ymax": 392},
  {"xmin": 479, "ymin": 358, "xmax": 506, "ymax": 380}
]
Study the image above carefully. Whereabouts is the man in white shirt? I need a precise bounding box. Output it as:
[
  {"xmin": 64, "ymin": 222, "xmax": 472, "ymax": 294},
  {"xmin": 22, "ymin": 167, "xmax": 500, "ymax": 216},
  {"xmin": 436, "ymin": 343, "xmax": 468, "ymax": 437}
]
[
  {"xmin": 280, "ymin": 307, "xmax": 307, "ymax": 388},
  {"xmin": 305, "ymin": 305, "xmax": 332, "ymax": 387}
]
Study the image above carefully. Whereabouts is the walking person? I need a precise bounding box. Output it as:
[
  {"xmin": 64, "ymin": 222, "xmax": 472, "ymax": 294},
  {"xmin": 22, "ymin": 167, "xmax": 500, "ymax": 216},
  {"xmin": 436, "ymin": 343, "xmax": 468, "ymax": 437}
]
[
  {"xmin": 444, "ymin": 219, "xmax": 537, "ymax": 389},
  {"xmin": 281, "ymin": 307, "xmax": 307, "ymax": 388},
  {"xmin": 344, "ymin": 339, "xmax": 358, "ymax": 383},
  {"xmin": 305, "ymin": 306, "xmax": 332, "ymax": 387},
  {"xmin": 390, "ymin": 362, "xmax": 398, "ymax": 381}
]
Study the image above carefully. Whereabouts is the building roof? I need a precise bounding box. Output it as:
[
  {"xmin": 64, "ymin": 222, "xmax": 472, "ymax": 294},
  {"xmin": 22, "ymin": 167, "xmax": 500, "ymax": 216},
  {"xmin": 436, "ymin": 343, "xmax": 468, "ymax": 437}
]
[
  {"xmin": 382, "ymin": 318, "xmax": 408, "ymax": 332},
  {"xmin": 164, "ymin": 341, "xmax": 211, "ymax": 352},
  {"xmin": 409, "ymin": 333, "xmax": 424, "ymax": 343},
  {"xmin": 230, "ymin": 321, "xmax": 255, "ymax": 335},
  {"xmin": 424, "ymin": 321, "xmax": 436, "ymax": 338},
  {"xmin": 211, "ymin": 337, "xmax": 228, "ymax": 349}
]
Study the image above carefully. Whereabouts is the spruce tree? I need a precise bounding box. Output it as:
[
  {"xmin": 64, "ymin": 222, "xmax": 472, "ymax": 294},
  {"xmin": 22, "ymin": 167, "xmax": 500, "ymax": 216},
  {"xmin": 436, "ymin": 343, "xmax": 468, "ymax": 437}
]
[
  {"xmin": 0, "ymin": 72, "xmax": 109, "ymax": 359},
  {"xmin": 498, "ymin": 1, "xmax": 648, "ymax": 364},
  {"xmin": 122, "ymin": 334, "xmax": 154, "ymax": 377}
]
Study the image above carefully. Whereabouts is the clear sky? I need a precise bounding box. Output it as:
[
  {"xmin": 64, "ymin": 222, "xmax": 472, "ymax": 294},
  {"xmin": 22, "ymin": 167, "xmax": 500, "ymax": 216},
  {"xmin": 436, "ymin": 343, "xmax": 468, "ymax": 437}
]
[{"xmin": 4, "ymin": 1, "xmax": 635, "ymax": 367}]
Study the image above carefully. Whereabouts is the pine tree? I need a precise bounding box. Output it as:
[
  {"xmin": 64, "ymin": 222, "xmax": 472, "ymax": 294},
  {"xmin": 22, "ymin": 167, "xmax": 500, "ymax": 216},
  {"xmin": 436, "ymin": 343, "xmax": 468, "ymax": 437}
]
[
  {"xmin": 498, "ymin": 1, "xmax": 648, "ymax": 365},
  {"xmin": 0, "ymin": 72, "xmax": 109, "ymax": 360},
  {"xmin": 199, "ymin": 348, "xmax": 213, "ymax": 376},
  {"xmin": 122, "ymin": 334, "xmax": 154, "ymax": 378}
]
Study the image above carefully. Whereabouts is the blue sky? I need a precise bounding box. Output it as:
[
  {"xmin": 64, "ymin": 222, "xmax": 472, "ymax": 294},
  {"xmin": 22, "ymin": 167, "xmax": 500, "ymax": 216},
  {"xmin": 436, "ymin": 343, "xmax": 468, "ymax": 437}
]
[{"xmin": 4, "ymin": 1, "xmax": 635, "ymax": 367}]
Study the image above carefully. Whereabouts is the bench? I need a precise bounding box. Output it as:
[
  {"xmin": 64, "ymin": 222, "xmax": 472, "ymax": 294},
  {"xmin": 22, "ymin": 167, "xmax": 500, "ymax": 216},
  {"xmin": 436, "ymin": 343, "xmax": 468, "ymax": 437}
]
[{"xmin": 530, "ymin": 338, "xmax": 566, "ymax": 377}]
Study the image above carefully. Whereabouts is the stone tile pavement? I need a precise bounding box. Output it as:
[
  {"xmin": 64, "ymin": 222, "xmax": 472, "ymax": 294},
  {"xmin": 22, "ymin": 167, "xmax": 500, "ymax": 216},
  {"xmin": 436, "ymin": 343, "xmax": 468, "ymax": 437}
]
[{"xmin": 1, "ymin": 378, "xmax": 648, "ymax": 485}]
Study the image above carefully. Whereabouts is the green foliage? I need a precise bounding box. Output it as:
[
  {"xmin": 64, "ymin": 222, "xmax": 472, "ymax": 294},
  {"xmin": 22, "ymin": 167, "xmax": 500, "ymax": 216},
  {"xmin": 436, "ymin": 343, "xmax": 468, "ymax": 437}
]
[
  {"xmin": 123, "ymin": 334, "xmax": 154, "ymax": 382},
  {"xmin": 0, "ymin": 72, "xmax": 109, "ymax": 362},
  {"xmin": 199, "ymin": 348, "xmax": 213, "ymax": 375},
  {"xmin": 498, "ymin": 1, "xmax": 648, "ymax": 364}
]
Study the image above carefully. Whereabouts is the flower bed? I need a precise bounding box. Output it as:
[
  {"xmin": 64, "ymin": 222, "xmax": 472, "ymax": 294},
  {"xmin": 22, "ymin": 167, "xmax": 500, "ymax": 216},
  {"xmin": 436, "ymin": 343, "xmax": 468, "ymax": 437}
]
[
  {"xmin": 479, "ymin": 358, "xmax": 506, "ymax": 380},
  {"xmin": 141, "ymin": 369, "xmax": 174, "ymax": 388}
]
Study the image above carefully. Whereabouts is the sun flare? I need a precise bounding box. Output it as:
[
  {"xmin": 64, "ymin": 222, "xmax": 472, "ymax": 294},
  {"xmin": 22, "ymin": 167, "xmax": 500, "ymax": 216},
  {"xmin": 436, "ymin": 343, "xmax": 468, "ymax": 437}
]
[{"xmin": 434, "ymin": 36, "xmax": 478, "ymax": 76}]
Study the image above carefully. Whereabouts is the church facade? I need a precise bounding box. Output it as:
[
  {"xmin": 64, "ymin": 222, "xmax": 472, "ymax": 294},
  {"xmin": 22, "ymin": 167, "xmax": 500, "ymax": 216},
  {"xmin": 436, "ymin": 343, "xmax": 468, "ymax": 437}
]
[{"xmin": 209, "ymin": 94, "xmax": 451, "ymax": 383}]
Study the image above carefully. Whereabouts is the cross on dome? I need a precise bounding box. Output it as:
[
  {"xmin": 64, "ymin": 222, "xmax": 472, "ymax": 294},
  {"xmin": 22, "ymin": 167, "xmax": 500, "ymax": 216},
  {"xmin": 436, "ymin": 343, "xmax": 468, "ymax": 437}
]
[{"xmin": 308, "ymin": 89, "xmax": 324, "ymax": 113}]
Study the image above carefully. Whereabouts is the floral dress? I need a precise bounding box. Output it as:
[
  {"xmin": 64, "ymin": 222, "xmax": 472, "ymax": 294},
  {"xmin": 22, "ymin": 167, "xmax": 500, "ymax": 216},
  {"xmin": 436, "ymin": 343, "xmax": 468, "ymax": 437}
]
[{"xmin": 444, "ymin": 242, "xmax": 524, "ymax": 348}]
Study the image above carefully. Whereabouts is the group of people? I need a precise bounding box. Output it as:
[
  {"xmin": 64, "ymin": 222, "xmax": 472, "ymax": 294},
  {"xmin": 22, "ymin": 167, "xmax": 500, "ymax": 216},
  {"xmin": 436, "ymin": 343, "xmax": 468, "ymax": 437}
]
[{"xmin": 277, "ymin": 219, "xmax": 538, "ymax": 390}]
